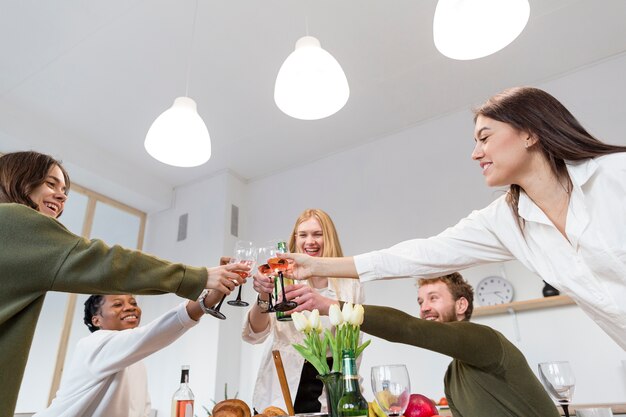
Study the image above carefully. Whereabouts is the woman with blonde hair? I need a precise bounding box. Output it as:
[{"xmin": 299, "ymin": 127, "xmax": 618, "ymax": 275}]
[{"xmin": 242, "ymin": 209, "xmax": 363, "ymax": 413}]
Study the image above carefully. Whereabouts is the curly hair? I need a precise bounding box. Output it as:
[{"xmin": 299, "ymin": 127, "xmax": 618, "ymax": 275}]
[
  {"xmin": 418, "ymin": 272, "xmax": 474, "ymax": 321},
  {"xmin": 84, "ymin": 295, "xmax": 106, "ymax": 333}
]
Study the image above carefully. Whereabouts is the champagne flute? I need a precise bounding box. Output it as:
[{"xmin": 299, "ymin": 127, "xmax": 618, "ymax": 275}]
[
  {"xmin": 538, "ymin": 361, "xmax": 575, "ymax": 417},
  {"xmin": 227, "ymin": 241, "xmax": 257, "ymax": 307},
  {"xmin": 371, "ymin": 365, "xmax": 411, "ymax": 417}
]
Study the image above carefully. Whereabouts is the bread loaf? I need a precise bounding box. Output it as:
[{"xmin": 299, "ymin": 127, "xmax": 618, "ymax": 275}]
[
  {"xmin": 213, "ymin": 399, "xmax": 251, "ymax": 417},
  {"xmin": 262, "ymin": 406, "xmax": 287, "ymax": 417}
]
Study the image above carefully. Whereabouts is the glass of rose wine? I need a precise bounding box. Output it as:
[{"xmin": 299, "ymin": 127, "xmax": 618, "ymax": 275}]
[
  {"xmin": 538, "ymin": 361, "xmax": 575, "ymax": 417},
  {"xmin": 204, "ymin": 241, "xmax": 256, "ymax": 319},
  {"xmin": 227, "ymin": 241, "xmax": 257, "ymax": 307},
  {"xmin": 268, "ymin": 241, "xmax": 297, "ymax": 312},
  {"xmin": 256, "ymin": 244, "xmax": 277, "ymax": 313}
]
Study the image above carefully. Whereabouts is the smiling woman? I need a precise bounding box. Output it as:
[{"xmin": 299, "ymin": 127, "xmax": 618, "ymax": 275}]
[
  {"xmin": 32, "ymin": 292, "xmax": 224, "ymax": 417},
  {"xmin": 0, "ymin": 150, "xmax": 248, "ymax": 417}
]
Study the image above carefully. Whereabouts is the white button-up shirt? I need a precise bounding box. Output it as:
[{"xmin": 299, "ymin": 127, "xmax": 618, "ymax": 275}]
[{"xmin": 354, "ymin": 153, "xmax": 626, "ymax": 350}]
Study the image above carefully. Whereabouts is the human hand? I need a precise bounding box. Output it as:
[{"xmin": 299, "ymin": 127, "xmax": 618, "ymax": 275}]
[
  {"xmin": 252, "ymin": 269, "xmax": 274, "ymax": 298},
  {"xmin": 205, "ymin": 263, "xmax": 249, "ymax": 294},
  {"xmin": 277, "ymin": 252, "xmax": 314, "ymax": 280},
  {"xmin": 283, "ymin": 284, "xmax": 337, "ymax": 315},
  {"xmin": 219, "ymin": 256, "xmax": 231, "ymax": 266}
]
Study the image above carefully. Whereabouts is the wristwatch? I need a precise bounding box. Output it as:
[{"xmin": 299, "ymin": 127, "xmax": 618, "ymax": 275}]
[
  {"xmin": 197, "ymin": 290, "xmax": 213, "ymax": 314},
  {"xmin": 257, "ymin": 295, "xmax": 270, "ymax": 312}
]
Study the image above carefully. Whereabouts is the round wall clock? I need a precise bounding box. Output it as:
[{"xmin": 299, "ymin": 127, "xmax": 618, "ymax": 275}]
[{"xmin": 476, "ymin": 276, "xmax": 514, "ymax": 306}]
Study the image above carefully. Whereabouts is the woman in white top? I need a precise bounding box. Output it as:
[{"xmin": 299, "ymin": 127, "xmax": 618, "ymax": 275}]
[
  {"xmin": 35, "ymin": 290, "xmax": 228, "ymax": 417},
  {"xmin": 242, "ymin": 209, "xmax": 363, "ymax": 413},
  {"xmin": 280, "ymin": 87, "xmax": 626, "ymax": 350}
]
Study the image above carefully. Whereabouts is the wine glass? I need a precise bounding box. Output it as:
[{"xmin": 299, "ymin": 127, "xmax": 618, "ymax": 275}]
[
  {"xmin": 256, "ymin": 244, "xmax": 277, "ymax": 313},
  {"xmin": 268, "ymin": 241, "xmax": 297, "ymax": 312},
  {"xmin": 538, "ymin": 361, "xmax": 575, "ymax": 417},
  {"xmin": 227, "ymin": 241, "xmax": 257, "ymax": 307},
  {"xmin": 371, "ymin": 365, "xmax": 411, "ymax": 417},
  {"xmin": 204, "ymin": 241, "xmax": 255, "ymax": 319}
]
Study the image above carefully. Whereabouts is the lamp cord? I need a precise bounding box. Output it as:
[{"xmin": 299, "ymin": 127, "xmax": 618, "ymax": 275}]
[{"xmin": 185, "ymin": 0, "xmax": 200, "ymax": 97}]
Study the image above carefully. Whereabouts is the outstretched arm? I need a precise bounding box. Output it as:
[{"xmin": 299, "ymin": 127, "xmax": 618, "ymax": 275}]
[{"xmin": 361, "ymin": 304, "xmax": 504, "ymax": 369}]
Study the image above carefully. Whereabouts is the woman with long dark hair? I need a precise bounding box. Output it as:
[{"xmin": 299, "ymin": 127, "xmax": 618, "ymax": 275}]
[
  {"xmin": 281, "ymin": 87, "xmax": 626, "ymax": 350},
  {"xmin": 0, "ymin": 151, "xmax": 248, "ymax": 415}
]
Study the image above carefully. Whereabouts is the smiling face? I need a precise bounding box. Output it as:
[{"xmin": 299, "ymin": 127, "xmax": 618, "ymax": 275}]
[
  {"xmin": 91, "ymin": 295, "xmax": 142, "ymax": 331},
  {"xmin": 418, "ymin": 282, "xmax": 464, "ymax": 323},
  {"xmin": 27, "ymin": 164, "xmax": 67, "ymax": 218},
  {"xmin": 295, "ymin": 217, "xmax": 324, "ymax": 257},
  {"xmin": 472, "ymin": 115, "xmax": 535, "ymax": 187}
]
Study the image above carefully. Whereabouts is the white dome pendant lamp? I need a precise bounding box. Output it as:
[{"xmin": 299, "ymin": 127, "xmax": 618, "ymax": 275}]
[
  {"xmin": 144, "ymin": 0, "xmax": 211, "ymax": 167},
  {"xmin": 274, "ymin": 36, "xmax": 350, "ymax": 120},
  {"xmin": 144, "ymin": 97, "xmax": 211, "ymax": 167},
  {"xmin": 433, "ymin": 0, "xmax": 530, "ymax": 60}
]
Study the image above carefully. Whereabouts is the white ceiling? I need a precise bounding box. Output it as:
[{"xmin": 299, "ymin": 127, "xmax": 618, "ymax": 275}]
[{"xmin": 2, "ymin": 0, "xmax": 626, "ymax": 211}]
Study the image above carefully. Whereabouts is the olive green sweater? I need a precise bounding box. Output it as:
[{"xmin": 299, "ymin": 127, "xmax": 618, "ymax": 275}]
[
  {"xmin": 361, "ymin": 305, "xmax": 559, "ymax": 417},
  {"xmin": 0, "ymin": 204, "xmax": 207, "ymax": 417}
]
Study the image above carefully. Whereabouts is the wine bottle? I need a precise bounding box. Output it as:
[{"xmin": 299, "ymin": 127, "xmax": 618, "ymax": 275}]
[
  {"xmin": 338, "ymin": 349, "xmax": 369, "ymax": 417},
  {"xmin": 171, "ymin": 365, "xmax": 194, "ymax": 417}
]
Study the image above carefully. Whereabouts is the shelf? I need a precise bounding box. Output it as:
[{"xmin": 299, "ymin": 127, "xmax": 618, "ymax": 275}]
[{"xmin": 473, "ymin": 295, "xmax": 576, "ymax": 317}]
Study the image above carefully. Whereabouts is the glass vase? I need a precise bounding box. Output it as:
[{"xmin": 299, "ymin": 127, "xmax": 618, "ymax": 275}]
[{"xmin": 317, "ymin": 372, "xmax": 344, "ymax": 417}]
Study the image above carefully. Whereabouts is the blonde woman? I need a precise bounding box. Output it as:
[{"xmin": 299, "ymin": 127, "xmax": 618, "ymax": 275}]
[{"xmin": 242, "ymin": 209, "xmax": 363, "ymax": 413}]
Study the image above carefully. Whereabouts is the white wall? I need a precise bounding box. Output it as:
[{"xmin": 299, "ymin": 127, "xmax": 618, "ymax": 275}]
[{"xmin": 141, "ymin": 170, "xmax": 252, "ymax": 416}]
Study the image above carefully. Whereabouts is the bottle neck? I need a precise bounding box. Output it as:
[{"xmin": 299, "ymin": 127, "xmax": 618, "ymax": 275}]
[
  {"xmin": 342, "ymin": 355, "xmax": 360, "ymax": 392},
  {"xmin": 180, "ymin": 369, "xmax": 189, "ymax": 384}
]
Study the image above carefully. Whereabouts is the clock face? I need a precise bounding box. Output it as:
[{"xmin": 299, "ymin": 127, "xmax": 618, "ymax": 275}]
[{"xmin": 477, "ymin": 276, "xmax": 514, "ymax": 306}]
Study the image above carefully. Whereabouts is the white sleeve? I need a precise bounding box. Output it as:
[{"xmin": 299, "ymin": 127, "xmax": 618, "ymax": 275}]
[
  {"xmin": 354, "ymin": 202, "xmax": 515, "ymax": 282},
  {"xmin": 83, "ymin": 302, "xmax": 198, "ymax": 377},
  {"xmin": 241, "ymin": 308, "xmax": 273, "ymax": 344}
]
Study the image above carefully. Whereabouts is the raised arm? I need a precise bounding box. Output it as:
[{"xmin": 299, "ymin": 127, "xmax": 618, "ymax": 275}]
[{"xmin": 361, "ymin": 305, "xmax": 505, "ymax": 368}]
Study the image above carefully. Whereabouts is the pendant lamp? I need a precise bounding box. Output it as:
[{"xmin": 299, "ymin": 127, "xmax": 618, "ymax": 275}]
[
  {"xmin": 144, "ymin": 0, "xmax": 211, "ymax": 167},
  {"xmin": 433, "ymin": 0, "xmax": 530, "ymax": 60},
  {"xmin": 274, "ymin": 36, "xmax": 350, "ymax": 120},
  {"xmin": 144, "ymin": 97, "xmax": 211, "ymax": 167}
]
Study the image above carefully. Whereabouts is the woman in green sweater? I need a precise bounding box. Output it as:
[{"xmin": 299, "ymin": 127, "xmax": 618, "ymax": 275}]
[{"xmin": 0, "ymin": 151, "xmax": 249, "ymax": 417}]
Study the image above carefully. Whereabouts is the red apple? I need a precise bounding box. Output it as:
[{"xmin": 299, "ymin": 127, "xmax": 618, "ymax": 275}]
[{"xmin": 403, "ymin": 393, "xmax": 439, "ymax": 417}]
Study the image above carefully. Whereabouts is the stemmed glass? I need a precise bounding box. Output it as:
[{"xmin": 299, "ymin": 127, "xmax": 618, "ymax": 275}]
[
  {"xmin": 267, "ymin": 241, "xmax": 297, "ymax": 312},
  {"xmin": 227, "ymin": 241, "xmax": 257, "ymax": 307},
  {"xmin": 204, "ymin": 241, "xmax": 256, "ymax": 320},
  {"xmin": 256, "ymin": 244, "xmax": 277, "ymax": 313},
  {"xmin": 371, "ymin": 365, "xmax": 411, "ymax": 417},
  {"xmin": 538, "ymin": 361, "xmax": 576, "ymax": 417}
]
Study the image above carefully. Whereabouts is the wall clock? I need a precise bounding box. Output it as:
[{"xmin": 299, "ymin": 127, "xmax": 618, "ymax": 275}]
[{"xmin": 476, "ymin": 276, "xmax": 514, "ymax": 306}]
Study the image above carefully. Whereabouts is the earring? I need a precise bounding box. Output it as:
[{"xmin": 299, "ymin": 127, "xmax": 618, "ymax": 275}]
[{"xmin": 525, "ymin": 141, "xmax": 530, "ymax": 148}]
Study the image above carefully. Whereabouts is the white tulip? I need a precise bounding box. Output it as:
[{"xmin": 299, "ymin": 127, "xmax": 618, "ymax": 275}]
[
  {"xmin": 329, "ymin": 304, "xmax": 344, "ymax": 326},
  {"xmin": 309, "ymin": 309, "xmax": 322, "ymax": 333},
  {"xmin": 292, "ymin": 311, "xmax": 311, "ymax": 333},
  {"xmin": 350, "ymin": 304, "xmax": 364, "ymax": 326},
  {"xmin": 342, "ymin": 302, "xmax": 354, "ymax": 323}
]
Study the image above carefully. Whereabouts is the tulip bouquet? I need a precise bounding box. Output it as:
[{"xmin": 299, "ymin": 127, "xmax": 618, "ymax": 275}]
[{"xmin": 291, "ymin": 302, "xmax": 370, "ymax": 375}]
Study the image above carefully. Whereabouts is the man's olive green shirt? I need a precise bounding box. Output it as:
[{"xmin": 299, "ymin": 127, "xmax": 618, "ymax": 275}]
[
  {"xmin": 361, "ymin": 305, "xmax": 559, "ymax": 417},
  {"xmin": 0, "ymin": 204, "xmax": 207, "ymax": 417}
]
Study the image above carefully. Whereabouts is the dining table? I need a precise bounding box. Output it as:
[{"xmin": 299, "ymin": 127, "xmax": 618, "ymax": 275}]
[{"xmin": 435, "ymin": 403, "xmax": 626, "ymax": 416}]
